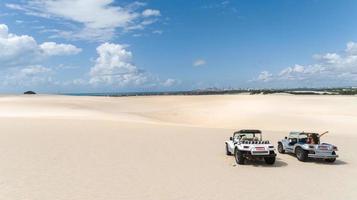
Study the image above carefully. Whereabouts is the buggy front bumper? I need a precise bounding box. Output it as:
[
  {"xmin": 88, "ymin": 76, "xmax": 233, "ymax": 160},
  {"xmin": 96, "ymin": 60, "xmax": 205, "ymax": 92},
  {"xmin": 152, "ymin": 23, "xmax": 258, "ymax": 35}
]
[
  {"xmin": 244, "ymin": 151, "xmax": 276, "ymax": 158},
  {"xmin": 308, "ymin": 154, "xmax": 338, "ymax": 159}
]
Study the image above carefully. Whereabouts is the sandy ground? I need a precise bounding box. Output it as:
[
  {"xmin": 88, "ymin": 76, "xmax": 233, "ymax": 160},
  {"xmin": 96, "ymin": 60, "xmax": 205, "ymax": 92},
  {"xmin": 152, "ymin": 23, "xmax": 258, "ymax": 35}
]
[{"xmin": 0, "ymin": 94, "xmax": 356, "ymax": 200}]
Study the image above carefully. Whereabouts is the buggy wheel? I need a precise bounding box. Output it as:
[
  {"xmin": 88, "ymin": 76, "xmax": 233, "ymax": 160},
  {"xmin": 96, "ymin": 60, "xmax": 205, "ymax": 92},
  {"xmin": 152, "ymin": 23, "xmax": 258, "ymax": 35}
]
[
  {"xmin": 234, "ymin": 148, "xmax": 245, "ymax": 165},
  {"xmin": 264, "ymin": 157, "xmax": 276, "ymax": 165},
  {"xmin": 325, "ymin": 158, "xmax": 336, "ymax": 163},
  {"xmin": 225, "ymin": 143, "xmax": 232, "ymax": 155},
  {"xmin": 278, "ymin": 142, "xmax": 285, "ymax": 154},
  {"xmin": 295, "ymin": 147, "xmax": 308, "ymax": 162}
]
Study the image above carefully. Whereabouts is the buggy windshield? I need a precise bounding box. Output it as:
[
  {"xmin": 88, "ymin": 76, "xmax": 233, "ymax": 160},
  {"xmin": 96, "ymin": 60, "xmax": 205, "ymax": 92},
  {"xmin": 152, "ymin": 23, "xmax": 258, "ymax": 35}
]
[
  {"xmin": 235, "ymin": 132, "xmax": 262, "ymax": 141},
  {"xmin": 298, "ymin": 132, "xmax": 320, "ymax": 144}
]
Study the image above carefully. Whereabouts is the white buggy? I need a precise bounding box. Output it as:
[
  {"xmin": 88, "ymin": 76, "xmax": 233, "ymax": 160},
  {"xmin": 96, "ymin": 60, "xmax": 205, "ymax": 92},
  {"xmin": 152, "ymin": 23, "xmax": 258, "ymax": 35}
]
[
  {"xmin": 278, "ymin": 131, "xmax": 338, "ymax": 162},
  {"xmin": 225, "ymin": 130, "xmax": 276, "ymax": 165}
]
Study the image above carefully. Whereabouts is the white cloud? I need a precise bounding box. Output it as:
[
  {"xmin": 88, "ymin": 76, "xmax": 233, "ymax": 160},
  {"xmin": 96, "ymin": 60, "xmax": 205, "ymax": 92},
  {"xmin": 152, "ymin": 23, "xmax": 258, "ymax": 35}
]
[
  {"xmin": 162, "ymin": 78, "xmax": 179, "ymax": 87},
  {"xmin": 278, "ymin": 64, "xmax": 306, "ymax": 80},
  {"xmin": 1, "ymin": 65, "xmax": 53, "ymax": 87},
  {"xmin": 0, "ymin": 24, "xmax": 81, "ymax": 67},
  {"xmin": 142, "ymin": 9, "xmax": 161, "ymax": 17},
  {"xmin": 7, "ymin": 1, "xmax": 136, "ymax": 29},
  {"xmin": 40, "ymin": 42, "xmax": 82, "ymax": 56},
  {"xmin": 48, "ymin": 27, "xmax": 116, "ymax": 42},
  {"xmin": 61, "ymin": 78, "xmax": 88, "ymax": 86},
  {"xmin": 6, "ymin": 0, "xmax": 161, "ymax": 41},
  {"xmin": 313, "ymin": 53, "xmax": 341, "ymax": 64},
  {"xmin": 0, "ymin": 24, "xmax": 40, "ymax": 65},
  {"xmin": 193, "ymin": 59, "xmax": 206, "ymax": 67},
  {"xmin": 346, "ymin": 41, "xmax": 357, "ymax": 55},
  {"xmin": 89, "ymin": 43, "xmax": 147, "ymax": 86},
  {"xmin": 257, "ymin": 71, "xmax": 273, "ymax": 82},
  {"xmin": 202, "ymin": 0, "xmax": 238, "ymax": 13},
  {"xmin": 152, "ymin": 30, "xmax": 163, "ymax": 35},
  {"xmin": 255, "ymin": 41, "xmax": 357, "ymax": 86},
  {"xmin": 0, "ymin": 24, "xmax": 82, "ymax": 88},
  {"xmin": 88, "ymin": 42, "xmax": 179, "ymax": 88},
  {"xmin": 0, "ymin": 24, "xmax": 177, "ymax": 90},
  {"xmin": 0, "ymin": 24, "xmax": 9, "ymax": 37}
]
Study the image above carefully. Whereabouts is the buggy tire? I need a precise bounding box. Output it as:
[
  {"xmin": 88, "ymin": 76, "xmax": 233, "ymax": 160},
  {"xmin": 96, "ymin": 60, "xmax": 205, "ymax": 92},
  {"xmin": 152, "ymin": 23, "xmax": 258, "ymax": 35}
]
[
  {"xmin": 234, "ymin": 148, "xmax": 245, "ymax": 165},
  {"xmin": 225, "ymin": 143, "xmax": 232, "ymax": 155},
  {"xmin": 278, "ymin": 142, "xmax": 285, "ymax": 154},
  {"xmin": 325, "ymin": 158, "xmax": 336, "ymax": 163},
  {"xmin": 295, "ymin": 147, "xmax": 308, "ymax": 162},
  {"xmin": 264, "ymin": 157, "xmax": 276, "ymax": 165}
]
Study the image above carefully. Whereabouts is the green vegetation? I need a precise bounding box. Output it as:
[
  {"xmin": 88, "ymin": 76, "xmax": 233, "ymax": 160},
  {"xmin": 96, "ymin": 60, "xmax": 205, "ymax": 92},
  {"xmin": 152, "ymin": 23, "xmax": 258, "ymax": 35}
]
[{"xmin": 67, "ymin": 87, "xmax": 357, "ymax": 97}]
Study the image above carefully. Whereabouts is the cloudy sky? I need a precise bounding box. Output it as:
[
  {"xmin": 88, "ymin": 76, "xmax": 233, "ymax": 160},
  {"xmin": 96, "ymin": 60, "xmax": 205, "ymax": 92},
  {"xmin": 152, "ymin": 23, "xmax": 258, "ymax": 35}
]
[{"xmin": 1, "ymin": 0, "xmax": 357, "ymax": 93}]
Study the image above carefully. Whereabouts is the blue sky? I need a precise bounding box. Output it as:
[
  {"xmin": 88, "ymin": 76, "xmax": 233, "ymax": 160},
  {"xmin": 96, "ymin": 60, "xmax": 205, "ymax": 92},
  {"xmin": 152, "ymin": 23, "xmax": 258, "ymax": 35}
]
[{"xmin": 1, "ymin": 0, "xmax": 357, "ymax": 93}]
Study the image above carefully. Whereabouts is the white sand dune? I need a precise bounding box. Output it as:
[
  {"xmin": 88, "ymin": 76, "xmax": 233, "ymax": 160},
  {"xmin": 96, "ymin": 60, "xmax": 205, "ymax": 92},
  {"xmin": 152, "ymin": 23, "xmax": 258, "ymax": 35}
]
[{"xmin": 0, "ymin": 95, "xmax": 355, "ymax": 200}]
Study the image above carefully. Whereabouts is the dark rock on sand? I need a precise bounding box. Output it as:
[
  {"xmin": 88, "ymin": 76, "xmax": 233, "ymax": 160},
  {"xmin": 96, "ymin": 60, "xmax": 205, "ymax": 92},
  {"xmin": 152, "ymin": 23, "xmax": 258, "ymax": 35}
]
[{"xmin": 24, "ymin": 91, "xmax": 36, "ymax": 95}]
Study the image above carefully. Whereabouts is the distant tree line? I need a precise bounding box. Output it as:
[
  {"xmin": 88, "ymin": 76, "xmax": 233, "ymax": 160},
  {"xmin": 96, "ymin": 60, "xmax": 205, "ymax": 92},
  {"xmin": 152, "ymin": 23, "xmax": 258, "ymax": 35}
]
[{"xmin": 65, "ymin": 87, "xmax": 357, "ymax": 97}]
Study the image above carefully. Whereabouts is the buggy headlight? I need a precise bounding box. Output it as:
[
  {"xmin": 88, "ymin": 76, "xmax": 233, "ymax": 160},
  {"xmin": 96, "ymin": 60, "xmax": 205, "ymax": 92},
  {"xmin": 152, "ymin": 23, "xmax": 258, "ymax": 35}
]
[{"xmin": 333, "ymin": 146, "xmax": 338, "ymax": 151}]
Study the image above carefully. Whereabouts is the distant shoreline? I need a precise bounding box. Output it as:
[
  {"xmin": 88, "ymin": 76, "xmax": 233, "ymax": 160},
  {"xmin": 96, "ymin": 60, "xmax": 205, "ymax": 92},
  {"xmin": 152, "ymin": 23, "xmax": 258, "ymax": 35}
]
[{"xmin": 63, "ymin": 87, "xmax": 357, "ymax": 97}]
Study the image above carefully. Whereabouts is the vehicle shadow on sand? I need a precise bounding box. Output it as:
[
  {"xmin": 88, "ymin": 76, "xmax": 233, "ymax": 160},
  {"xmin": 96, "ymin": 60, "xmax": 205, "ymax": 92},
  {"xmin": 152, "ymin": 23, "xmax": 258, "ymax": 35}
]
[
  {"xmin": 243, "ymin": 158, "xmax": 288, "ymax": 168},
  {"xmin": 283, "ymin": 153, "xmax": 348, "ymax": 165},
  {"xmin": 307, "ymin": 159, "xmax": 348, "ymax": 165}
]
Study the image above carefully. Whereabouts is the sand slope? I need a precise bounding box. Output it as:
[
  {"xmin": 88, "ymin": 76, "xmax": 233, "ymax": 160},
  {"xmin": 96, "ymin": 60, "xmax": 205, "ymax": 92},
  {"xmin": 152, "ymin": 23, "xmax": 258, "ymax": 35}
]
[{"xmin": 0, "ymin": 95, "xmax": 355, "ymax": 200}]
